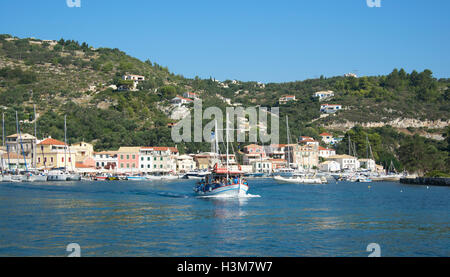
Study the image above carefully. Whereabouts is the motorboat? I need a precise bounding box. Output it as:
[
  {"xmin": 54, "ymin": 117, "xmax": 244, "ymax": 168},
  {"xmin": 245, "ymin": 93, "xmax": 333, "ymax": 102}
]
[
  {"xmin": 274, "ymin": 172, "xmax": 324, "ymax": 184},
  {"xmin": 194, "ymin": 165, "xmax": 249, "ymax": 197}
]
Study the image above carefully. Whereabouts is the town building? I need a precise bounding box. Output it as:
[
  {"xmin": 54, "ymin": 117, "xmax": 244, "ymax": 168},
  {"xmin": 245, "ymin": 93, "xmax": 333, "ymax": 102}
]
[
  {"xmin": 5, "ymin": 133, "xmax": 37, "ymax": 168},
  {"xmin": 319, "ymin": 133, "xmax": 336, "ymax": 145},
  {"xmin": 118, "ymin": 74, "xmax": 146, "ymax": 91},
  {"xmin": 36, "ymin": 137, "xmax": 77, "ymax": 170},
  {"xmin": 176, "ymin": 155, "xmax": 197, "ymax": 173},
  {"xmin": 71, "ymin": 142, "xmax": 94, "ymax": 164},
  {"xmin": 318, "ymin": 146, "xmax": 336, "ymax": 159},
  {"xmin": 1, "ymin": 153, "xmax": 31, "ymax": 171},
  {"xmin": 287, "ymin": 144, "xmax": 320, "ymax": 170},
  {"xmin": 94, "ymin": 151, "xmax": 118, "ymax": 171},
  {"xmin": 359, "ymin": 159, "xmax": 377, "ymax": 171},
  {"xmin": 327, "ymin": 154, "xmax": 360, "ymax": 170},
  {"xmin": 117, "ymin": 147, "xmax": 140, "ymax": 173},
  {"xmin": 299, "ymin": 136, "xmax": 319, "ymax": 146},
  {"xmin": 319, "ymin": 161, "xmax": 341, "ymax": 172},
  {"xmin": 140, "ymin": 147, "xmax": 179, "ymax": 173}
]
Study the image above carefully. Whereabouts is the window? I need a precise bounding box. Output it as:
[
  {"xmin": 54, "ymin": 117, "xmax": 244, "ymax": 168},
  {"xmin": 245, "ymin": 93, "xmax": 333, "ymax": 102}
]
[
  {"xmin": 127, "ymin": 155, "xmax": 130, "ymax": 159},
  {"xmin": 96, "ymin": 162, "xmax": 100, "ymax": 167},
  {"xmin": 147, "ymin": 157, "xmax": 150, "ymax": 161},
  {"xmin": 132, "ymin": 164, "xmax": 135, "ymax": 168},
  {"xmin": 132, "ymin": 155, "xmax": 135, "ymax": 159},
  {"xmin": 101, "ymin": 162, "xmax": 104, "ymax": 166},
  {"xmin": 154, "ymin": 157, "xmax": 157, "ymax": 161},
  {"xmin": 62, "ymin": 157, "xmax": 64, "ymax": 163},
  {"xmin": 121, "ymin": 155, "xmax": 124, "ymax": 159},
  {"xmin": 141, "ymin": 157, "xmax": 144, "ymax": 161},
  {"xmin": 121, "ymin": 163, "xmax": 124, "ymax": 168},
  {"xmin": 127, "ymin": 164, "xmax": 130, "ymax": 168},
  {"xmin": 154, "ymin": 165, "xmax": 156, "ymax": 168},
  {"xmin": 147, "ymin": 165, "xmax": 150, "ymax": 168},
  {"xmin": 69, "ymin": 157, "xmax": 71, "ymax": 162},
  {"xmin": 141, "ymin": 165, "xmax": 144, "ymax": 168},
  {"xmin": 38, "ymin": 157, "xmax": 41, "ymax": 163}
]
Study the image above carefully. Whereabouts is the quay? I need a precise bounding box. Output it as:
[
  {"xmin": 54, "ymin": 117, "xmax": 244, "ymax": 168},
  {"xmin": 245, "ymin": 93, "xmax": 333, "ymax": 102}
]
[{"xmin": 400, "ymin": 177, "xmax": 450, "ymax": 187}]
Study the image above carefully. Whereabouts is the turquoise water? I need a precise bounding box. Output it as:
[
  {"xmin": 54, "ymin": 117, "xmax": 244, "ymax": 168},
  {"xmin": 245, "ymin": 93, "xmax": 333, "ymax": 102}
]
[{"xmin": 0, "ymin": 179, "xmax": 448, "ymax": 257}]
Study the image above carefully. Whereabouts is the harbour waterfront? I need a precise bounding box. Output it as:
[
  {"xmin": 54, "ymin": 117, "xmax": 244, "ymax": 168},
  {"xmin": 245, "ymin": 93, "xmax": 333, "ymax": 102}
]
[{"xmin": 0, "ymin": 179, "xmax": 448, "ymax": 257}]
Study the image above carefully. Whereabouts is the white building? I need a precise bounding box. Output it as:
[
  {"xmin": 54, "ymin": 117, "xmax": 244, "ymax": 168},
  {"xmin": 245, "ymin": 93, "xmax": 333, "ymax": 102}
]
[
  {"xmin": 299, "ymin": 136, "xmax": 319, "ymax": 146},
  {"xmin": 318, "ymin": 147, "xmax": 336, "ymax": 159},
  {"xmin": 176, "ymin": 155, "xmax": 197, "ymax": 173},
  {"xmin": 319, "ymin": 133, "xmax": 336, "ymax": 145},
  {"xmin": 94, "ymin": 151, "xmax": 118, "ymax": 171},
  {"xmin": 138, "ymin": 148, "xmax": 155, "ymax": 173},
  {"xmin": 314, "ymin": 90, "xmax": 335, "ymax": 101},
  {"xmin": 171, "ymin": 96, "xmax": 194, "ymax": 106},
  {"xmin": 140, "ymin": 147, "xmax": 179, "ymax": 173},
  {"xmin": 182, "ymin": 92, "xmax": 199, "ymax": 99},
  {"xmin": 359, "ymin": 159, "xmax": 377, "ymax": 171},
  {"xmin": 327, "ymin": 155, "xmax": 360, "ymax": 170},
  {"xmin": 319, "ymin": 161, "xmax": 341, "ymax": 172},
  {"xmin": 320, "ymin": 104, "xmax": 343, "ymax": 114}
]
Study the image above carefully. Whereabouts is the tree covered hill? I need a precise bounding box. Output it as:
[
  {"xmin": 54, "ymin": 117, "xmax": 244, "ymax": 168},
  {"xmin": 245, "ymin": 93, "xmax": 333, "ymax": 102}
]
[{"xmin": 0, "ymin": 34, "xmax": 448, "ymax": 174}]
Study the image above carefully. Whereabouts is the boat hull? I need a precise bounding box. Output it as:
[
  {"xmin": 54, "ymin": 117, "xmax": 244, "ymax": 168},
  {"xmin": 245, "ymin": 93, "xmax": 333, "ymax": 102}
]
[
  {"xmin": 195, "ymin": 184, "xmax": 249, "ymax": 197},
  {"xmin": 274, "ymin": 175, "xmax": 323, "ymax": 184}
]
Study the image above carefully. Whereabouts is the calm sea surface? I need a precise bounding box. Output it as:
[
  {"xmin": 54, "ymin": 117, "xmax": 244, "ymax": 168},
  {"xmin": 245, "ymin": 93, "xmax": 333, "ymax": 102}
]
[{"xmin": 0, "ymin": 179, "xmax": 448, "ymax": 257}]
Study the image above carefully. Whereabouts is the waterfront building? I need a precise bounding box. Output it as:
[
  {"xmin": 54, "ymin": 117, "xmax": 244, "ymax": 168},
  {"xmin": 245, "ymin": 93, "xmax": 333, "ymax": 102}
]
[
  {"xmin": 140, "ymin": 147, "xmax": 179, "ymax": 173},
  {"xmin": 314, "ymin": 90, "xmax": 335, "ymax": 101},
  {"xmin": 319, "ymin": 146, "xmax": 336, "ymax": 159},
  {"xmin": 5, "ymin": 133, "xmax": 37, "ymax": 168},
  {"xmin": 319, "ymin": 161, "xmax": 341, "ymax": 172},
  {"xmin": 176, "ymin": 155, "xmax": 197, "ymax": 173},
  {"xmin": 192, "ymin": 152, "xmax": 215, "ymax": 170},
  {"xmin": 36, "ymin": 137, "xmax": 77, "ymax": 170},
  {"xmin": 117, "ymin": 147, "xmax": 140, "ymax": 173},
  {"xmin": 265, "ymin": 144, "xmax": 287, "ymax": 160},
  {"xmin": 327, "ymin": 154, "xmax": 360, "ymax": 170},
  {"xmin": 1, "ymin": 153, "xmax": 31, "ymax": 171},
  {"xmin": 269, "ymin": 158, "xmax": 287, "ymax": 170},
  {"xmin": 359, "ymin": 158, "xmax": 377, "ymax": 171},
  {"xmin": 94, "ymin": 151, "xmax": 118, "ymax": 171},
  {"xmin": 288, "ymin": 144, "xmax": 320, "ymax": 170},
  {"xmin": 71, "ymin": 142, "xmax": 94, "ymax": 163},
  {"xmin": 250, "ymin": 160, "xmax": 272, "ymax": 173}
]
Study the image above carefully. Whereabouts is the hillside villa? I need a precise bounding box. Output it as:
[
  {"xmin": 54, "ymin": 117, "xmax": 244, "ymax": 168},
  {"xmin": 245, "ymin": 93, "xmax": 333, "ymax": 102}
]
[
  {"xmin": 279, "ymin": 95, "xmax": 296, "ymax": 104},
  {"xmin": 314, "ymin": 90, "xmax": 335, "ymax": 101},
  {"xmin": 320, "ymin": 104, "xmax": 343, "ymax": 114}
]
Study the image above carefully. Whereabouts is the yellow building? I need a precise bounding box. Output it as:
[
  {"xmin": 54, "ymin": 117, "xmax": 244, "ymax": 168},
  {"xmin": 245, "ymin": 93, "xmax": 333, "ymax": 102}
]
[
  {"xmin": 71, "ymin": 141, "xmax": 94, "ymax": 163},
  {"xmin": 36, "ymin": 137, "xmax": 76, "ymax": 170}
]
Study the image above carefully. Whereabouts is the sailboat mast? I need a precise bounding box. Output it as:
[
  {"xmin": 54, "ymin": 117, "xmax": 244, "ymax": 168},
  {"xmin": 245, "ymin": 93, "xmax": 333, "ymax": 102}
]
[
  {"xmin": 286, "ymin": 116, "xmax": 290, "ymax": 169},
  {"xmin": 15, "ymin": 111, "xmax": 19, "ymax": 171},
  {"xmin": 64, "ymin": 115, "xmax": 67, "ymax": 170},
  {"xmin": 2, "ymin": 113, "xmax": 4, "ymax": 147},
  {"xmin": 226, "ymin": 113, "xmax": 229, "ymax": 180}
]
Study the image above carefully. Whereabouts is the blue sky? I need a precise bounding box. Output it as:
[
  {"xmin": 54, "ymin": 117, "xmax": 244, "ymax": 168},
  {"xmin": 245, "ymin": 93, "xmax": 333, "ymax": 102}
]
[{"xmin": 0, "ymin": 0, "xmax": 449, "ymax": 83}]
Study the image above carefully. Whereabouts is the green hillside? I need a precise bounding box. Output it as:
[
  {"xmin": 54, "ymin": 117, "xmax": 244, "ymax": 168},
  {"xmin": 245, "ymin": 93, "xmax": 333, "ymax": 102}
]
[{"xmin": 0, "ymin": 34, "xmax": 448, "ymax": 175}]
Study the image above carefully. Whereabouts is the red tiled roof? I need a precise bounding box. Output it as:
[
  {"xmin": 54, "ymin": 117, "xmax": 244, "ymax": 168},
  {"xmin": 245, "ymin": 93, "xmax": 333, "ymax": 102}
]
[
  {"xmin": 320, "ymin": 133, "xmax": 332, "ymax": 136},
  {"xmin": 38, "ymin": 138, "xmax": 66, "ymax": 146},
  {"xmin": 141, "ymin": 147, "xmax": 179, "ymax": 153}
]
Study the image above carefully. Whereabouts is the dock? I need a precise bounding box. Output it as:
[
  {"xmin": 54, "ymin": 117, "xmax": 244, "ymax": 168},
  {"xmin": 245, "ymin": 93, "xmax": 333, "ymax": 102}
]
[{"xmin": 400, "ymin": 177, "xmax": 450, "ymax": 187}]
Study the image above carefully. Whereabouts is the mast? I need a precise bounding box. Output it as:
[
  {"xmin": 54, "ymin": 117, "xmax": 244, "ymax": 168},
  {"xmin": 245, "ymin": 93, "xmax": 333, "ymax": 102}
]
[
  {"xmin": 348, "ymin": 135, "xmax": 351, "ymax": 156},
  {"xmin": 64, "ymin": 115, "xmax": 67, "ymax": 170},
  {"xmin": 15, "ymin": 111, "xmax": 19, "ymax": 171},
  {"xmin": 2, "ymin": 113, "xmax": 4, "ymax": 147},
  {"xmin": 33, "ymin": 105, "xmax": 37, "ymax": 169},
  {"xmin": 226, "ymin": 112, "xmax": 229, "ymax": 181},
  {"xmin": 286, "ymin": 116, "xmax": 291, "ymax": 169}
]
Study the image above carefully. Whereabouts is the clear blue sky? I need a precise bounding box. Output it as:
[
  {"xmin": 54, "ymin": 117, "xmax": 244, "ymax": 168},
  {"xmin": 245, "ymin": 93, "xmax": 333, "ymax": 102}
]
[{"xmin": 0, "ymin": 0, "xmax": 449, "ymax": 83}]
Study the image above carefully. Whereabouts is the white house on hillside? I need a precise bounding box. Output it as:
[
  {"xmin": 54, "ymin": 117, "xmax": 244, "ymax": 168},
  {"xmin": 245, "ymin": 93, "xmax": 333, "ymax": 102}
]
[{"xmin": 314, "ymin": 90, "xmax": 334, "ymax": 101}]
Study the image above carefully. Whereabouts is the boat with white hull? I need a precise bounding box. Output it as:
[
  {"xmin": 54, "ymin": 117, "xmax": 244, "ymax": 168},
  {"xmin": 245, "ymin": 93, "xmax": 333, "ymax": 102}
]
[
  {"xmin": 274, "ymin": 174, "xmax": 324, "ymax": 184},
  {"xmin": 194, "ymin": 166, "xmax": 249, "ymax": 197},
  {"xmin": 47, "ymin": 170, "xmax": 71, "ymax": 181}
]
